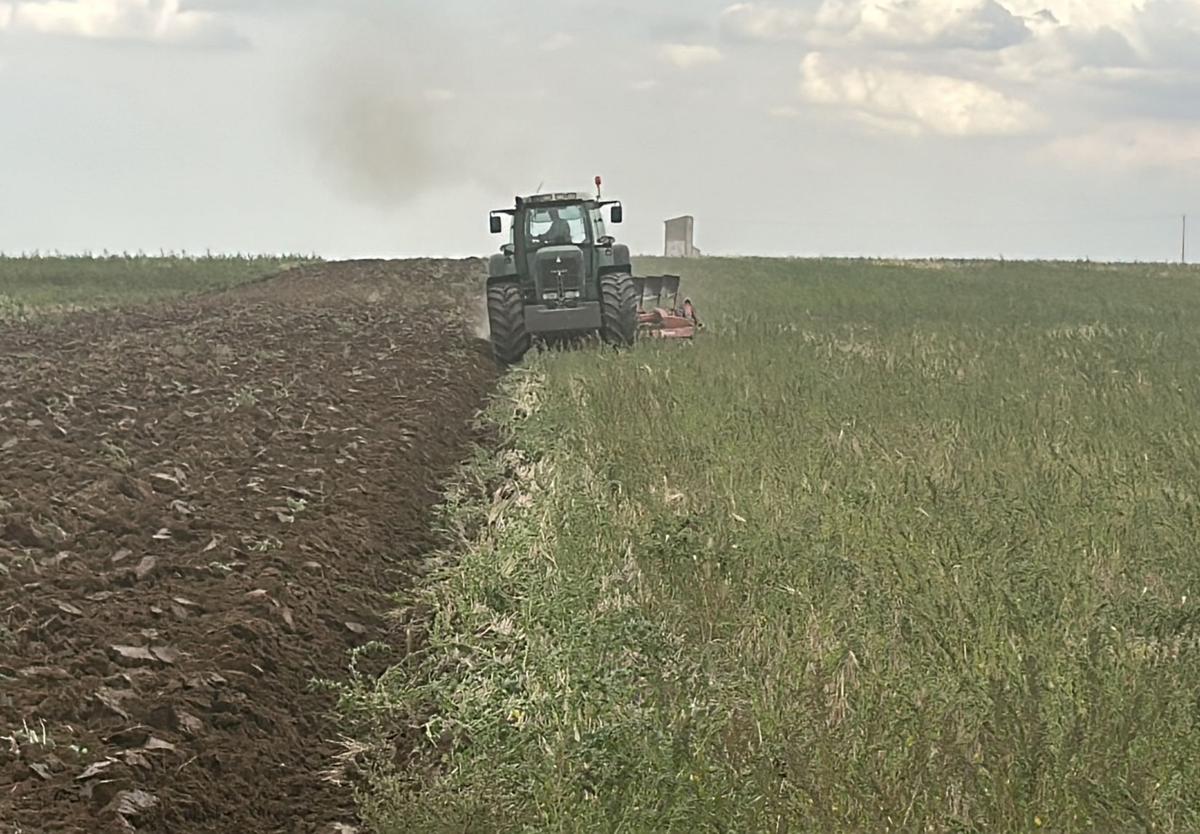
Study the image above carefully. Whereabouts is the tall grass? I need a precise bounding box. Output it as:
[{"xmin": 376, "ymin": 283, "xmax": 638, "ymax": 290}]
[
  {"xmin": 0, "ymin": 254, "xmax": 312, "ymax": 316},
  {"xmin": 347, "ymin": 258, "xmax": 1200, "ymax": 833}
]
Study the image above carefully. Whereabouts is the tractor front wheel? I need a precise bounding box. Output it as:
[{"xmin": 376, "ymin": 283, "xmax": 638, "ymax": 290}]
[
  {"xmin": 600, "ymin": 272, "xmax": 638, "ymax": 347},
  {"xmin": 487, "ymin": 282, "xmax": 531, "ymax": 365}
]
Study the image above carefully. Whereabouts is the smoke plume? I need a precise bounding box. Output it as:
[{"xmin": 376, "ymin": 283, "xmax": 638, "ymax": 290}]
[{"xmin": 300, "ymin": 48, "xmax": 450, "ymax": 207}]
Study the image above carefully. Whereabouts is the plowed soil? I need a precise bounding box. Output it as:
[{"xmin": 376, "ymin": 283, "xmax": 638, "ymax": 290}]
[{"xmin": 0, "ymin": 260, "xmax": 497, "ymax": 833}]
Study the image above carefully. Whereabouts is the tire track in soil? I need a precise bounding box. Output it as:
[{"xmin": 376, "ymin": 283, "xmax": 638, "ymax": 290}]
[{"xmin": 0, "ymin": 260, "xmax": 497, "ymax": 833}]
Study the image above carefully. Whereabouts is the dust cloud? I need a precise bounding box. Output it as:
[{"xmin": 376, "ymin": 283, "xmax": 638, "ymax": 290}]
[
  {"xmin": 292, "ymin": 15, "xmax": 534, "ymax": 214},
  {"xmin": 470, "ymin": 291, "xmax": 491, "ymax": 341},
  {"xmin": 298, "ymin": 48, "xmax": 447, "ymax": 208}
]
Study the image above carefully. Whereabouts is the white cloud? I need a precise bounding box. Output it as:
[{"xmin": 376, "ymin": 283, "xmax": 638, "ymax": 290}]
[
  {"xmin": 723, "ymin": 0, "xmax": 1030, "ymax": 50},
  {"xmin": 0, "ymin": 0, "xmax": 240, "ymax": 45},
  {"xmin": 723, "ymin": 0, "xmax": 1200, "ymax": 70},
  {"xmin": 1019, "ymin": 0, "xmax": 1200, "ymax": 70},
  {"xmin": 981, "ymin": 2, "xmax": 1200, "ymax": 86},
  {"xmin": 800, "ymin": 52, "xmax": 1038, "ymax": 136},
  {"xmin": 541, "ymin": 31, "xmax": 574, "ymax": 52},
  {"xmin": 1005, "ymin": 0, "xmax": 1151, "ymax": 31},
  {"xmin": 823, "ymin": 0, "xmax": 1030, "ymax": 49},
  {"xmin": 631, "ymin": 79, "xmax": 660, "ymax": 92},
  {"xmin": 769, "ymin": 104, "xmax": 802, "ymax": 118},
  {"xmin": 660, "ymin": 43, "xmax": 724, "ymax": 69},
  {"xmin": 725, "ymin": 0, "xmax": 1200, "ymax": 148},
  {"xmin": 1047, "ymin": 121, "xmax": 1200, "ymax": 170},
  {"xmin": 424, "ymin": 88, "xmax": 456, "ymax": 104},
  {"xmin": 721, "ymin": 3, "xmax": 809, "ymax": 42}
]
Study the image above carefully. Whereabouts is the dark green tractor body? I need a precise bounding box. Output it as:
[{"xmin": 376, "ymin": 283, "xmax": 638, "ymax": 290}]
[{"xmin": 485, "ymin": 190, "xmax": 637, "ymax": 364}]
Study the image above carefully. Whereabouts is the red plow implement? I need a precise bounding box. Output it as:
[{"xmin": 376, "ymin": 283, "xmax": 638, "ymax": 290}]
[{"xmin": 633, "ymin": 274, "xmax": 701, "ymax": 340}]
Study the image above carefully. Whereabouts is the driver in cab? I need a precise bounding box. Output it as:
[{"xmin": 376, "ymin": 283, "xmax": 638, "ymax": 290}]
[{"xmin": 542, "ymin": 208, "xmax": 572, "ymax": 245}]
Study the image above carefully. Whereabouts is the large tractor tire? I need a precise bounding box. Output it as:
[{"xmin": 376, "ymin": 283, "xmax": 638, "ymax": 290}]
[
  {"xmin": 600, "ymin": 272, "xmax": 638, "ymax": 347},
  {"xmin": 487, "ymin": 282, "xmax": 531, "ymax": 365}
]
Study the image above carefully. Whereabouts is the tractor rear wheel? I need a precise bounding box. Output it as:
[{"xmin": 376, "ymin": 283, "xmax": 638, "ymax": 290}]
[
  {"xmin": 487, "ymin": 282, "xmax": 530, "ymax": 365},
  {"xmin": 600, "ymin": 272, "xmax": 638, "ymax": 347}
]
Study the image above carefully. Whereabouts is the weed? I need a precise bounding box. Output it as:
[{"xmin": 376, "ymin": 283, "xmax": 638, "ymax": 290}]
[
  {"xmin": 244, "ymin": 537, "xmax": 283, "ymax": 554},
  {"xmin": 227, "ymin": 386, "xmax": 261, "ymax": 411},
  {"xmin": 99, "ymin": 439, "xmax": 132, "ymax": 471}
]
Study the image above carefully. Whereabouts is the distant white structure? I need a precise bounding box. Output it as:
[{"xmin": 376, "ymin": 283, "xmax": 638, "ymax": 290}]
[{"xmin": 664, "ymin": 216, "xmax": 700, "ymax": 258}]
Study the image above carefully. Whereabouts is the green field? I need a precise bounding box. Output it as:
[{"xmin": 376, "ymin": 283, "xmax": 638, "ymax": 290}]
[
  {"xmin": 0, "ymin": 254, "xmax": 309, "ymax": 317},
  {"xmin": 345, "ymin": 258, "xmax": 1200, "ymax": 833}
]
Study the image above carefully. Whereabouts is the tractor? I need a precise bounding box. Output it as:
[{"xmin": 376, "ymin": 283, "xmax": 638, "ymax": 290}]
[{"xmin": 484, "ymin": 178, "xmax": 696, "ymax": 365}]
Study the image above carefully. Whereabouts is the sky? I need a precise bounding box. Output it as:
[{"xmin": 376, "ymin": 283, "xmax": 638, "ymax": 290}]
[{"xmin": 0, "ymin": 0, "xmax": 1197, "ymax": 261}]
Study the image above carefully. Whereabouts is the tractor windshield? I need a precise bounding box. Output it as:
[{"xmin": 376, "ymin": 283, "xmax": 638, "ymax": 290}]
[{"xmin": 526, "ymin": 205, "xmax": 591, "ymax": 247}]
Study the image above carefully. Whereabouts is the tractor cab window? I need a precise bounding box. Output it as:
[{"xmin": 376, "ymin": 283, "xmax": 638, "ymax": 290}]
[{"xmin": 527, "ymin": 205, "xmax": 590, "ymax": 247}]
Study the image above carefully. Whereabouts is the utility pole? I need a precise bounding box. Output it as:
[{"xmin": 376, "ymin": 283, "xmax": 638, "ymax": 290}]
[{"xmin": 1184, "ymin": 214, "xmax": 1188, "ymax": 265}]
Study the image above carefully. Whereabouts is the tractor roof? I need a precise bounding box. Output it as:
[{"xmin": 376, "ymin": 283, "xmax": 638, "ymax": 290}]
[{"xmin": 520, "ymin": 192, "xmax": 593, "ymax": 205}]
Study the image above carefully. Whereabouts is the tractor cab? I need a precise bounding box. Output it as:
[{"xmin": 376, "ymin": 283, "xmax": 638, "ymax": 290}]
[{"xmin": 525, "ymin": 203, "xmax": 590, "ymax": 248}]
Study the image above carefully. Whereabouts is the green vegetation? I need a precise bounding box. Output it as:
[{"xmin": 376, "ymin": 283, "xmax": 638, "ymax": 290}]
[
  {"xmin": 346, "ymin": 258, "xmax": 1200, "ymax": 833},
  {"xmin": 0, "ymin": 254, "xmax": 312, "ymax": 317}
]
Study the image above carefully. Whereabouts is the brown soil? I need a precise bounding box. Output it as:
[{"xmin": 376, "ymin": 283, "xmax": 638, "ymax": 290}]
[{"xmin": 0, "ymin": 260, "xmax": 497, "ymax": 833}]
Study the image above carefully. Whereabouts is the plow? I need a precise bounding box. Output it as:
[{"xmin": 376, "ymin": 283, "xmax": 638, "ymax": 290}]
[
  {"xmin": 484, "ymin": 178, "xmax": 700, "ymax": 364},
  {"xmin": 634, "ymin": 274, "xmax": 700, "ymax": 340}
]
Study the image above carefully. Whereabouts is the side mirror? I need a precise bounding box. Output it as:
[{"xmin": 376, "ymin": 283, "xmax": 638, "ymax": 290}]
[
  {"xmin": 610, "ymin": 204, "xmax": 623, "ymax": 224},
  {"xmin": 490, "ymin": 215, "xmax": 502, "ymax": 234}
]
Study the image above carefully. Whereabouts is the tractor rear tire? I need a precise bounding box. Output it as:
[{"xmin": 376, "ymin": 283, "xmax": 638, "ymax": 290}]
[
  {"xmin": 600, "ymin": 272, "xmax": 638, "ymax": 347},
  {"xmin": 487, "ymin": 282, "xmax": 530, "ymax": 365}
]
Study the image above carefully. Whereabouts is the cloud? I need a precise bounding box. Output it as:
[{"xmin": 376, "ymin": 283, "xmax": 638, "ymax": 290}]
[
  {"xmin": 721, "ymin": 3, "xmax": 809, "ymax": 42},
  {"xmin": 799, "ymin": 52, "xmax": 1038, "ymax": 135},
  {"xmin": 0, "ymin": 0, "xmax": 242, "ymax": 46},
  {"xmin": 660, "ymin": 43, "xmax": 723, "ymax": 69},
  {"xmin": 723, "ymin": 0, "xmax": 1030, "ymax": 50},
  {"xmin": 1004, "ymin": 0, "xmax": 1151, "ymax": 32},
  {"xmin": 840, "ymin": 0, "xmax": 1031, "ymax": 50},
  {"xmin": 974, "ymin": 1, "xmax": 1200, "ymax": 75},
  {"xmin": 1046, "ymin": 121, "xmax": 1200, "ymax": 171},
  {"xmin": 981, "ymin": 2, "xmax": 1200, "ymax": 87},
  {"xmin": 723, "ymin": 0, "xmax": 1200, "ymax": 72},
  {"xmin": 178, "ymin": 0, "xmax": 326, "ymax": 9},
  {"xmin": 1139, "ymin": 0, "xmax": 1200, "ymax": 61},
  {"xmin": 723, "ymin": 0, "xmax": 1200, "ymax": 149}
]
